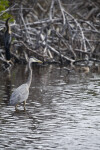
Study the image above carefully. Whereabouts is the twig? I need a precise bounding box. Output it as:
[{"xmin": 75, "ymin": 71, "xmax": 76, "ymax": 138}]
[{"xmin": 49, "ymin": 0, "xmax": 55, "ymax": 20}]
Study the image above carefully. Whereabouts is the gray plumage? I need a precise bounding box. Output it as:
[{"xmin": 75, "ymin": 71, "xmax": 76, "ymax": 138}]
[
  {"xmin": 9, "ymin": 57, "xmax": 42, "ymax": 110},
  {"xmin": 9, "ymin": 84, "xmax": 29, "ymax": 106}
]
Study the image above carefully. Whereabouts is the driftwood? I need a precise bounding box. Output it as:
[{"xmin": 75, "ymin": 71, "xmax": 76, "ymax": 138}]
[{"xmin": 0, "ymin": 0, "xmax": 100, "ymax": 70}]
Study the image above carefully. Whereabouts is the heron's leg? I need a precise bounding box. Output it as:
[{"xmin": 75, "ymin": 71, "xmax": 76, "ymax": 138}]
[
  {"xmin": 23, "ymin": 101, "xmax": 26, "ymax": 111},
  {"xmin": 15, "ymin": 104, "xmax": 18, "ymax": 111}
]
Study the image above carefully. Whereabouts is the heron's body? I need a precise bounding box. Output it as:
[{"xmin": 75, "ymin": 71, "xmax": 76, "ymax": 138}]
[
  {"xmin": 10, "ymin": 83, "xmax": 29, "ymax": 106},
  {"xmin": 9, "ymin": 57, "xmax": 42, "ymax": 111}
]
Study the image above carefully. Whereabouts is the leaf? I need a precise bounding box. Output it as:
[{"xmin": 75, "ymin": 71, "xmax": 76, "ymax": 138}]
[{"xmin": 0, "ymin": 0, "xmax": 13, "ymax": 20}]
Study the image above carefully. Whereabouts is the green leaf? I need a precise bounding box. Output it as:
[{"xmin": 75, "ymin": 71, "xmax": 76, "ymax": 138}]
[{"xmin": 0, "ymin": 0, "xmax": 12, "ymax": 20}]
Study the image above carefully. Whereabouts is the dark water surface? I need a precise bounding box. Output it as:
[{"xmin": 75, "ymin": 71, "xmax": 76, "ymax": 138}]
[{"xmin": 0, "ymin": 64, "xmax": 100, "ymax": 150}]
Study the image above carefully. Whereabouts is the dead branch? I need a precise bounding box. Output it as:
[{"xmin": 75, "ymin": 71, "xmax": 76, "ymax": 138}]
[{"xmin": 0, "ymin": 0, "xmax": 100, "ymax": 70}]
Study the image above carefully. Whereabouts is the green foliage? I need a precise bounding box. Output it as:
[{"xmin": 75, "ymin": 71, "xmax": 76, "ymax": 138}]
[{"xmin": 0, "ymin": 0, "xmax": 12, "ymax": 20}]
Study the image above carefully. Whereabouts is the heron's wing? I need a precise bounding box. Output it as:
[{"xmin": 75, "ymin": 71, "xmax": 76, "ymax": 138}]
[{"xmin": 9, "ymin": 84, "xmax": 29, "ymax": 105}]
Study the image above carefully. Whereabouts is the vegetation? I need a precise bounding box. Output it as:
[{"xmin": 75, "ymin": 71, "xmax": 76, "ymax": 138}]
[
  {"xmin": 0, "ymin": 0, "xmax": 100, "ymax": 72},
  {"xmin": 0, "ymin": 0, "xmax": 11, "ymax": 20}
]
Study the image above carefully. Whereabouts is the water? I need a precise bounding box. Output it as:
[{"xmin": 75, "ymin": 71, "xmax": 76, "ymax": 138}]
[{"xmin": 0, "ymin": 64, "xmax": 100, "ymax": 150}]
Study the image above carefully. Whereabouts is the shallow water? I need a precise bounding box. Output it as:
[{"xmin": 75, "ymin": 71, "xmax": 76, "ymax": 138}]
[{"xmin": 0, "ymin": 64, "xmax": 100, "ymax": 150}]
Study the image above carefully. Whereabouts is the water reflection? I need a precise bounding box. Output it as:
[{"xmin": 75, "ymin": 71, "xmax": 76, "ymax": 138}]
[
  {"xmin": 3, "ymin": 75, "xmax": 12, "ymax": 104},
  {"xmin": 0, "ymin": 65, "xmax": 100, "ymax": 150}
]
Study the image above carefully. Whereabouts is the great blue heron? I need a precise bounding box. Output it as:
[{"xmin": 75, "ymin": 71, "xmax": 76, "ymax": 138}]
[
  {"xmin": 9, "ymin": 57, "xmax": 42, "ymax": 111},
  {"xmin": 4, "ymin": 18, "xmax": 11, "ymax": 61}
]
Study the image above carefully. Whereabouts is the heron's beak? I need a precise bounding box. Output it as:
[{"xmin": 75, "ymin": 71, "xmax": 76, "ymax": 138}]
[
  {"xmin": 31, "ymin": 57, "xmax": 42, "ymax": 63},
  {"xmin": 37, "ymin": 60, "xmax": 42, "ymax": 63}
]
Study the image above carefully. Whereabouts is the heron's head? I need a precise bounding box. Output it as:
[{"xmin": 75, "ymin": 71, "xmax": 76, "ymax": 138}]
[
  {"xmin": 6, "ymin": 18, "xmax": 11, "ymax": 24},
  {"xmin": 29, "ymin": 57, "xmax": 42, "ymax": 64},
  {"xmin": 7, "ymin": 17, "xmax": 11, "ymax": 21},
  {"xmin": 6, "ymin": 17, "xmax": 14, "ymax": 25}
]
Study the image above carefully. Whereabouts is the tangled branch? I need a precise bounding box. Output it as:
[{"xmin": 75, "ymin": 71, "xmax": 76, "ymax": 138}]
[{"xmin": 0, "ymin": 0, "xmax": 100, "ymax": 70}]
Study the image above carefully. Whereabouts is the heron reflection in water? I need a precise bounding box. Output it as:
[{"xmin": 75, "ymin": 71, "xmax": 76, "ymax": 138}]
[{"xmin": 9, "ymin": 57, "xmax": 42, "ymax": 111}]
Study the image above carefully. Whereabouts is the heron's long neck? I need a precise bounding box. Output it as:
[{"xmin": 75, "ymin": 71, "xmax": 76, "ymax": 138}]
[
  {"xmin": 27, "ymin": 62, "xmax": 32, "ymax": 87},
  {"xmin": 5, "ymin": 21, "xmax": 11, "ymax": 34}
]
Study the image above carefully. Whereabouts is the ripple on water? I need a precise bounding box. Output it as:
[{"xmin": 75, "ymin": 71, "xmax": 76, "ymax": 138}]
[{"xmin": 0, "ymin": 67, "xmax": 100, "ymax": 150}]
